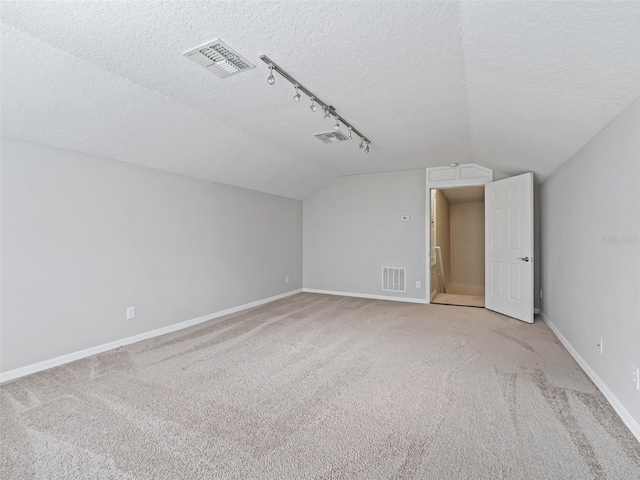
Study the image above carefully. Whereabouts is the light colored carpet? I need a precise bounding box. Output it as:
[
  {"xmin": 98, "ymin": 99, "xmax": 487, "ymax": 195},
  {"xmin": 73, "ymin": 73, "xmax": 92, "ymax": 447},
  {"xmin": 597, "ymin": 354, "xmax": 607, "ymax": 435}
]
[
  {"xmin": 1, "ymin": 293, "xmax": 639, "ymax": 480},
  {"xmin": 433, "ymin": 292, "xmax": 485, "ymax": 308}
]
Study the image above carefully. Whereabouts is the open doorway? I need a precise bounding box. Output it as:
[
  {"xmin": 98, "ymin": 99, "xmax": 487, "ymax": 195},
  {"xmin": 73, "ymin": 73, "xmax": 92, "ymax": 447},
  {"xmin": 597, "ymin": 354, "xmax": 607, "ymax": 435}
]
[{"xmin": 430, "ymin": 185, "xmax": 485, "ymax": 308}]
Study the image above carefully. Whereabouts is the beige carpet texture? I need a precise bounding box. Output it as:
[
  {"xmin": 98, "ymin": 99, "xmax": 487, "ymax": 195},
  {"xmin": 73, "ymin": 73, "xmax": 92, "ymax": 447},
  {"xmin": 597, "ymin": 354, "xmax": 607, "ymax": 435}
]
[{"xmin": 1, "ymin": 293, "xmax": 639, "ymax": 479}]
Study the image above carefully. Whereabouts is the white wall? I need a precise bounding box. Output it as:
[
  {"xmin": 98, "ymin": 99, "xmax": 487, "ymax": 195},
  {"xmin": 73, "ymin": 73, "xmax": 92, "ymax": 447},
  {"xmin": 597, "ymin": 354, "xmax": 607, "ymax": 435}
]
[
  {"xmin": 540, "ymin": 98, "xmax": 640, "ymax": 432},
  {"xmin": 303, "ymin": 170, "xmax": 425, "ymax": 300},
  {"xmin": 0, "ymin": 138, "xmax": 302, "ymax": 373}
]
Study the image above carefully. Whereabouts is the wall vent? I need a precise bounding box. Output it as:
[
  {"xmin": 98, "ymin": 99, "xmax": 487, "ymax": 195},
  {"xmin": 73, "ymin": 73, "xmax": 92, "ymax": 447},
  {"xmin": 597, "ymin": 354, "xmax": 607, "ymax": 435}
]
[
  {"xmin": 313, "ymin": 131, "xmax": 351, "ymax": 144},
  {"xmin": 382, "ymin": 267, "xmax": 406, "ymax": 292},
  {"xmin": 183, "ymin": 39, "xmax": 255, "ymax": 78}
]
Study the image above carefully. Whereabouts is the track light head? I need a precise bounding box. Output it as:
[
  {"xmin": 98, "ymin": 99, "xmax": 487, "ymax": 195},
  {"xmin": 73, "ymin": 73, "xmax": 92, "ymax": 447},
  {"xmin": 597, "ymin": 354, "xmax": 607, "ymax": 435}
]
[
  {"xmin": 267, "ymin": 64, "xmax": 275, "ymax": 85},
  {"xmin": 259, "ymin": 55, "xmax": 371, "ymax": 149}
]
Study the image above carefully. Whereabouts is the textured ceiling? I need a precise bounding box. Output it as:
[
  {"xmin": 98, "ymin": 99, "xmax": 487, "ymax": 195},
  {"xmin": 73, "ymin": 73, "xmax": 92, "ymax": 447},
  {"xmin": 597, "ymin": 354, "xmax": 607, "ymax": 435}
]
[{"xmin": 1, "ymin": 1, "xmax": 639, "ymax": 199}]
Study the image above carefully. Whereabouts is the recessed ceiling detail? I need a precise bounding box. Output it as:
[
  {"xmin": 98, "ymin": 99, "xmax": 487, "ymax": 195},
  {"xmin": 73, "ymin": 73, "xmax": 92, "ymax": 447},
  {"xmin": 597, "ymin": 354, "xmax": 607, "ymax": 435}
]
[{"xmin": 183, "ymin": 39, "xmax": 255, "ymax": 78}]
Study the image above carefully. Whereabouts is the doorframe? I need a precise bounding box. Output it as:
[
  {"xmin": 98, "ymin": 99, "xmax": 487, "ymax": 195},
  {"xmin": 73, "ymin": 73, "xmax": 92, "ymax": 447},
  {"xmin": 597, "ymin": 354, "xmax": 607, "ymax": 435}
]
[{"xmin": 425, "ymin": 164, "xmax": 493, "ymax": 303}]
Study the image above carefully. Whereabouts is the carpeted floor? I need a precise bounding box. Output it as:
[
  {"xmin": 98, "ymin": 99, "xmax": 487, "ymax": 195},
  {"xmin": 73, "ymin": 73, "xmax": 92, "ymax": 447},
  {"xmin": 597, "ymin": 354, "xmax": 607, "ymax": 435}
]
[{"xmin": 1, "ymin": 293, "xmax": 639, "ymax": 479}]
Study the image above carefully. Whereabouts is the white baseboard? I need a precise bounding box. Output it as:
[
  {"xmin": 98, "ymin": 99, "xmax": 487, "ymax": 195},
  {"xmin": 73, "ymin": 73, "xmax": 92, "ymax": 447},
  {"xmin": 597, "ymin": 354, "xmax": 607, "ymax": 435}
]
[
  {"xmin": 303, "ymin": 288, "xmax": 427, "ymax": 304},
  {"xmin": 0, "ymin": 289, "xmax": 302, "ymax": 384},
  {"xmin": 540, "ymin": 311, "xmax": 640, "ymax": 442}
]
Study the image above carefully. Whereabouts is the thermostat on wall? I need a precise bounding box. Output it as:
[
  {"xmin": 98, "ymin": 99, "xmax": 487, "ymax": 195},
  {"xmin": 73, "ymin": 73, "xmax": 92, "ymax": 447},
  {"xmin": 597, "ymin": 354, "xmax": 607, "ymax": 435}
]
[{"xmin": 401, "ymin": 216, "xmax": 411, "ymax": 222}]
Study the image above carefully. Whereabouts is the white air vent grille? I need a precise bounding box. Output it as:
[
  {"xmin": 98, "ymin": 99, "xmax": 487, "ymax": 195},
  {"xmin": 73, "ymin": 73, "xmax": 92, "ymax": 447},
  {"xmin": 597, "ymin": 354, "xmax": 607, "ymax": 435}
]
[
  {"xmin": 382, "ymin": 267, "xmax": 406, "ymax": 292},
  {"xmin": 183, "ymin": 38, "xmax": 255, "ymax": 78},
  {"xmin": 313, "ymin": 130, "xmax": 351, "ymax": 144}
]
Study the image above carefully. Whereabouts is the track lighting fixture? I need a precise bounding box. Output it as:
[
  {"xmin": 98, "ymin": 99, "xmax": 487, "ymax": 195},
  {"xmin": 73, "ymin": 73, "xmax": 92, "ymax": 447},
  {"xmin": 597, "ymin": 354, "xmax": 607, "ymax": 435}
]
[
  {"xmin": 267, "ymin": 64, "xmax": 275, "ymax": 85},
  {"xmin": 259, "ymin": 55, "xmax": 371, "ymax": 152}
]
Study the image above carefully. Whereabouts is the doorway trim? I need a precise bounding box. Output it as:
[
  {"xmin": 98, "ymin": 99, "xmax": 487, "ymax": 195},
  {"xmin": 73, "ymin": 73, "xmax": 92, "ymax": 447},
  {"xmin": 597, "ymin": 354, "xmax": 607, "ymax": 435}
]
[{"xmin": 425, "ymin": 164, "xmax": 493, "ymax": 303}]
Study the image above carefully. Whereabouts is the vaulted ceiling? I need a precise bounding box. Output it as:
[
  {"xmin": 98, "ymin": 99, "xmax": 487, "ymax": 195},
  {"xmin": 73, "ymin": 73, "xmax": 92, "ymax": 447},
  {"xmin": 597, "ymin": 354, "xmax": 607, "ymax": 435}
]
[{"xmin": 2, "ymin": 1, "xmax": 639, "ymax": 199}]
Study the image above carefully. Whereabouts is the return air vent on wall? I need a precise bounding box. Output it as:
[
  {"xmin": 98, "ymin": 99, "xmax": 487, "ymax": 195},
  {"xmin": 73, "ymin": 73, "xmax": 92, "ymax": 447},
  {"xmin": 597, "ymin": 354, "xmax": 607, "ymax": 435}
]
[
  {"xmin": 313, "ymin": 131, "xmax": 351, "ymax": 144},
  {"xmin": 183, "ymin": 39, "xmax": 255, "ymax": 78},
  {"xmin": 382, "ymin": 267, "xmax": 406, "ymax": 292}
]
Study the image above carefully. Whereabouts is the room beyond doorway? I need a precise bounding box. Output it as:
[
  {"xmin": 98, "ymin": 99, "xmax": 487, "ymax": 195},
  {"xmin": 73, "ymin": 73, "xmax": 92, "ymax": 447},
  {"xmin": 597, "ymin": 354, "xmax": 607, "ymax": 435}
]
[{"xmin": 430, "ymin": 185, "xmax": 485, "ymax": 308}]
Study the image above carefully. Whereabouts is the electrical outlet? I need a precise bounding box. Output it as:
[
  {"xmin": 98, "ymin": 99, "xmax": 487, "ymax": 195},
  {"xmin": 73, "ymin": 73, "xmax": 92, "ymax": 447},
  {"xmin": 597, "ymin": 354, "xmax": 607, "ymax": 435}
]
[
  {"xmin": 126, "ymin": 306, "xmax": 135, "ymax": 320},
  {"xmin": 285, "ymin": 275, "xmax": 290, "ymax": 284},
  {"xmin": 416, "ymin": 281, "xmax": 421, "ymax": 289},
  {"xmin": 633, "ymin": 365, "xmax": 640, "ymax": 391}
]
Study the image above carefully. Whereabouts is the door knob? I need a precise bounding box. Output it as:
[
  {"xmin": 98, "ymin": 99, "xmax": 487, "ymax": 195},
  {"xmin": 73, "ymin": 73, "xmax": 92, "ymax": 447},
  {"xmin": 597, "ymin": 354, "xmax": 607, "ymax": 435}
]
[{"xmin": 517, "ymin": 257, "xmax": 530, "ymax": 262}]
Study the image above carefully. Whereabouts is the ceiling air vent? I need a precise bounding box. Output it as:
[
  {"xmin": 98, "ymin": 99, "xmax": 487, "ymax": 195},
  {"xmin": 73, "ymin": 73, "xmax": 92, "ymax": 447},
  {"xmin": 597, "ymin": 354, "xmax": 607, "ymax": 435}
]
[
  {"xmin": 313, "ymin": 130, "xmax": 351, "ymax": 144},
  {"xmin": 183, "ymin": 39, "xmax": 255, "ymax": 78}
]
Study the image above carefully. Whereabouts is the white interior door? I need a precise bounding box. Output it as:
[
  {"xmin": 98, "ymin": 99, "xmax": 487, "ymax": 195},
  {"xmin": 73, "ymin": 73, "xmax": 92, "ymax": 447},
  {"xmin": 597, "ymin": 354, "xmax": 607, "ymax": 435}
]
[{"xmin": 485, "ymin": 173, "xmax": 534, "ymax": 323}]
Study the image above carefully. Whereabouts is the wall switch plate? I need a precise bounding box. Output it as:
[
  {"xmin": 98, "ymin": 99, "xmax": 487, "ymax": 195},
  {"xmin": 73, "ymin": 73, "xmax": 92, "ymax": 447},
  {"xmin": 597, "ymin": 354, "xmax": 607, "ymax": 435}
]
[
  {"xmin": 285, "ymin": 275, "xmax": 289, "ymax": 284},
  {"xmin": 598, "ymin": 339, "xmax": 603, "ymax": 355},
  {"xmin": 540, "ymin": 289, "xmax": 543, "ymax": 298},
  {"xmin": 401, "ymin": 215, "xmax": 410, "ymax": 222},
  {"xmin": 416, "ymin": 281, "xmax": 421, "ymax": 289},
  {"xmin": 633, "ymin": 365, "xmax": 640, "ymax": 391},
  {"xmin": 126, "ymin": 306, "xmax": 135, "ymax": 320}
]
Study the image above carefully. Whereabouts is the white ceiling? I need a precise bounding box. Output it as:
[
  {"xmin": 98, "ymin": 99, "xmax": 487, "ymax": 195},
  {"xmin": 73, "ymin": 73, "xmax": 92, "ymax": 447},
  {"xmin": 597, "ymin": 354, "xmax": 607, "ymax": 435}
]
[{"xmin": 1, "ymin": 1, "xmax": 639, "ymax": 199}]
